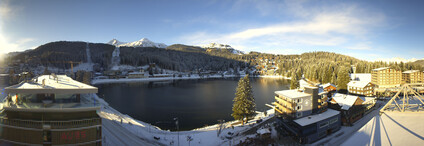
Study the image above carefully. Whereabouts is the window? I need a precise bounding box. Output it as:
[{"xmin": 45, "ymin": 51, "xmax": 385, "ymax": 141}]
[
  {"xmin": 319, "ymin": 122, "xmax": 329, "ymax": 128},
  {"xmin": 296, "ymin": 112, "xmax": 303, "ymax": 118},
  {"xmin": 330, "ymin": 118, "xmax": 338, "ymax": 124},
  {"xmin": 297, "ymin": 98, "xmax": 302, "ymax": 103},
  {"xmin": 296, "ymin": 105, "xmax": 302, "ymax": 110}
]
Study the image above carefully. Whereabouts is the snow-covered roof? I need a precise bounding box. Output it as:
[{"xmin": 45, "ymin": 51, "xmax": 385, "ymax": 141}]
[
  {"xmin": 293, "ymin": 109, "xmax": 340, "ymax": 126},
  {"xmin": 299, "ymin": 79, "xmax": 313, "ymax": 89},
  {"xmin": 350, "ymin": 73, "xmax": 371, "ymax": 82},
  {"xmin": 257, "ymin": 128, "xmax": 271, "ymax": 135},
  {"xmin": 5, "ymin": 75, "xmax": 97, "ymax": 94},
  {"xmin": 275, "ymin": 90, "xmax": 311, "ymax": 99},
  {"xmin": 347, "ymin": 81, "xmax": 371, "ymax": 88},
  {"xmin": 320, "ymin": 83, "xmax": 336, "ymax": 89},
  {"xmin": 403, "ymin": 70, "xmax": 420, "ymax": 74},
  {"xmin": 342, "ymin": 112, "xmax": 424, "ymax": 146},
  {"xmin": 331, "ymin": 93, "xmax": 362, "ymax": 110},
  {"xmin": 372, "ymin": 67, "xmax": 389, "ymax": 71},
  {"xmin": 359, "ymin": 97, "xmax": 375, "ymax": 104}
]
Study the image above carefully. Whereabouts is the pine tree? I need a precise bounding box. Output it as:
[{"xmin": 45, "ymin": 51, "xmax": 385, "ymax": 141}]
[
  {"xmin": 290, "ymin": 71, "xmax": 299, "ymax": 89},
  {"xmin": 331, "ymin": 71, "xmax": 337, "ymax": 85},
  {"xmin": 336, "ymin": 67, "xmax": 350, "ymax": 91},
  {"xmin": 232, "ymin": 75, "xmax": 256, "ymax": 125}
]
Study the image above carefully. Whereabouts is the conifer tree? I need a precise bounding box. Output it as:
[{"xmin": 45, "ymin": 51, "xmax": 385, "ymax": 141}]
[
  {"xmin": 290, "ymin": 71, "xmax": 300, "ymax": 89},
  {"xmin": 232, "ymin": 75, "xmax": 256, "ymax": 125},
  {"xmin": 336, "ymin": 67, "xmax": 350, "ymax": 91}
]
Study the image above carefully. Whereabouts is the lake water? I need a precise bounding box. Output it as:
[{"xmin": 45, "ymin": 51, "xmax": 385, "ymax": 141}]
[{"xmin": 95, "ymin": 77, "xmax": 290, "ymax": 130}]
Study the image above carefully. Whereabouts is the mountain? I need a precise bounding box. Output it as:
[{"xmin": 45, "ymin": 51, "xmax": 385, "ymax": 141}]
[
  {"xmin": 200, "ymin": 43, "xmax": 244, "ymax": 55},
  {"xmin": 107, "ymin": 38, "xmax": 167, "ymax": 48},
  {"xmin": 374, "ymin": 57, "xmax": 422, "ymax": 63}
]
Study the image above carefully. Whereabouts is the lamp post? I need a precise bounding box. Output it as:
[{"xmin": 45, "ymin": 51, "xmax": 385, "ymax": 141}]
[{"xmin": 174, "ymin": 117, "xmax": 179, "ymax": 146}]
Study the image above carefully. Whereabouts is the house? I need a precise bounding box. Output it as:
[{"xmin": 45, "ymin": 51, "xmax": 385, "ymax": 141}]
[
  {"xmin": 371, "ymin": 67, "xmax": 402, "ymax": 88},
  {"xmin": 320, "ymin": 83, "xmax": 337, "ymax": 92},
  {"xmin": 402, "ymin": 70, "xmax": 423, "ymax": 84},
  {"xmin": 329, "ymin": 93, "xmax": 376, "ymax": 126},
  {"xmin": 347, "ymin": 81, "xmax": 374, "ymax": 96},
  {"xmin": 2, "ymin": 74, "xmax": 102, "ymax": 145},
  {"xmin": 128, "ymin": 70, "xmax": 147, "ymax": 78}
]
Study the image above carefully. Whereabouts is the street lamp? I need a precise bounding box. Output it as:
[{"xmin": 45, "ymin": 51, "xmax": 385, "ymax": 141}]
[{"xmin": 174, "ymin": 117, "xmax": 179, "ymax": 146}]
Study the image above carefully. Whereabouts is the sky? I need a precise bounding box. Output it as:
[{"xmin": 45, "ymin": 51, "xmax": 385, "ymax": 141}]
[{"xmin": 0, "ymin": 0, "xmax": 423, "ymax": 61}]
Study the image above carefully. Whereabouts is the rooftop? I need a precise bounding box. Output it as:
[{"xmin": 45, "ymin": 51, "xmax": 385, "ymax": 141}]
[
  {"xmin": 372, "ymin": 67, "xmax": 389, "ymax": 71},
  {"xmin": 275, "ymin": 89, "xmax": 311, "ymax": 99},
  {"xmin": 293, "ymin": 109, "xmax": 340, "ymax": 126},
  {"xmin": 403, "ymin": 70, "xmax": 420, "ymax": 73},
  {"xmin": 5, "ymin": 74, "xmax": 97, "ymax": 94},
  {"xmin": 350, "ymin": 73, "xmax": 371, "ymax": 82},
  {"xmin": 347, "ymin": 81, "xmax": 371, "ymax": 88},
  {"xmin": 331, "ymin": 93, "xmax": 362, "ymax": 110}
]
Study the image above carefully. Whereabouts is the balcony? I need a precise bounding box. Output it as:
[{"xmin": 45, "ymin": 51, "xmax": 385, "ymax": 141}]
[{"xmin": 0, "ymin": 117, "xmax": 101, "ymax": 129}]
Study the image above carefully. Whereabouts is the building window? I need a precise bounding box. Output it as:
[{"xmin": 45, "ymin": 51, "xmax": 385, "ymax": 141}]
[
  {"xmin": 297, "ymin": 98, "xmax": 302, "ymax": 103},
  {"xmin": 297, "ymin": 112, "xmax": 303, "ymax": 118},
  {"xmin": 330, "ymin": 118, "xmax": 338, "ymax": 124},
  {"xmin": 296, "ymin": 105, "xmax": 302, "ymax": 110},
  {"xmin": 319, "ymin": 122, "xmax": 329, "ymax": 128}
]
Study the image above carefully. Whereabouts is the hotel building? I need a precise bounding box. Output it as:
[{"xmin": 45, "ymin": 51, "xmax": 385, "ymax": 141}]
[
  {"xmin": 371, "ymin": 67, "xmax": 402, "ymax": 88},
  {"xmin": 402, "ymin": 70, "xmax": 423, "ymax": 84},
  {"xmin": 0, "ymin": 74, "xmax": 102, "ymax": 145}
]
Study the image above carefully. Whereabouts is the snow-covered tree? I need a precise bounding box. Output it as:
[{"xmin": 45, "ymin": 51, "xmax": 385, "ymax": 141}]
[{"xmin": 232, "ymin": 75, "xmax": 256, "ymax": 125}]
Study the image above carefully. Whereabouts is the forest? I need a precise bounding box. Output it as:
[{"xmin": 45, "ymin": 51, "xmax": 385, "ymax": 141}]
[{"xmin": 4, "ymin": 41, "xmax": 423, "ymax": 90}]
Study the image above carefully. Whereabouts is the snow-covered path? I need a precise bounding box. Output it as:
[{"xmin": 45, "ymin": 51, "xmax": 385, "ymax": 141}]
[{"xmin": 100, "ymin": 111, "xmax": 164, "ymax": 146}]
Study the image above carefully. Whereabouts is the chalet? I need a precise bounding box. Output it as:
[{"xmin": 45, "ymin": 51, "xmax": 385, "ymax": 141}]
[
  {"xmin": 320, "ymin": 83, "xmax": 336, "ymax": 92},
  {"xmin": 128, "ymin": 70, "xmax": 147, "ymax": 79},
  {"xmin": 329, "ymin": 93, "xmax": 376, "ymax": 126},
  {"xmin": 347, "ymin": 81, "xmax": 374, "ymax": 96}
]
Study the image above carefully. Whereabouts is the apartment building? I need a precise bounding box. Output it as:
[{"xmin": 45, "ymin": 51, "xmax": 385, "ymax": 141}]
[
  {"xmin": 402, "ymin": 70, "xmax": 423, "ymax": 84},
  {"xmin": 274, "ymin": 87, "xmax": 328, "ymax": 119},
  {"xmin": 371, "ymin": 67, "xmax": 402, "ymax": 88},
  {"xmin": 274, "ymin": 87, "xmax": 341, "ymax": 144}
]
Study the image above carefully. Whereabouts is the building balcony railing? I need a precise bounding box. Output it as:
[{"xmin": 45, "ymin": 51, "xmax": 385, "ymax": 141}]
[{"xmin": 0, "ymin": 117, "xmax": 101, "ymax": 129}]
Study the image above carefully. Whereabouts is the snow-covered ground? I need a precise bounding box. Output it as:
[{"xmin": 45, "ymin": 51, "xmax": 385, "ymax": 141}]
[{"xmin": 94, "ymin": 93, "xmax": 276, "ymax": 146}]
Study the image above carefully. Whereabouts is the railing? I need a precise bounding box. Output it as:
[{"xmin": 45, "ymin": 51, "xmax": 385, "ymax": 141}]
[{"xmin": 0, "ymin": 117, "xmax": 101, "ymax": 129}]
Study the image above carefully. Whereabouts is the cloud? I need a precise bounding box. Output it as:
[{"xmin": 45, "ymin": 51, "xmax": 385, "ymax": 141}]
[{"xmin": 178, "ymin": 0, "xmax": 385, "ymax": 54}]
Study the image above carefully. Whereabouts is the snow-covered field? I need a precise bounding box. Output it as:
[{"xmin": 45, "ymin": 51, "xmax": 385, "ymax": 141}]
[{"xmin": 94, "ymin": 93, "xmax": 276, "ymax": 146}]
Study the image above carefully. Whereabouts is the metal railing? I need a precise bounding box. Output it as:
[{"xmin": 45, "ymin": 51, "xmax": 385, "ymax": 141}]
[{"xmin": 0, "ymin": 117, "xmax": 101, "ymax": 129}]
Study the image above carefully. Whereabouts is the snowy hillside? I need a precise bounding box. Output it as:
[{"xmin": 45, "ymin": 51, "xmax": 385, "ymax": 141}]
[
  {"xmin": 200, "ymin": 43, "xmax": 244, "ymax": 55},
  {"xmin": 374, "ymin": 57, "xmax": 423, "ymax": 63},
  {"xmin": 107, "ymin": 38, "xmax": 167, "ymax": 48}
]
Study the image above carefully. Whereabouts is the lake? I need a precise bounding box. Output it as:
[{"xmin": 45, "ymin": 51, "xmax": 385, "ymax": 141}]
[{"xmin": 95, "ymin": 77, "xmax": 290, "ymax": 130}]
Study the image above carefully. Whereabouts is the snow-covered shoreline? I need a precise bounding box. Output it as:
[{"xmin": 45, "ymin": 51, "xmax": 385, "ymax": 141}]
[
  {"xmin": 94, "ymin": 92, "xmax": 277, "ymax": 146},
  {"xmin": 92, "ymin": 74, "xmax": 290, "ymax": 85}
]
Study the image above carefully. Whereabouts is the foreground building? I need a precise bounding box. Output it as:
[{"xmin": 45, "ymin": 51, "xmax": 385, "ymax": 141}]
[
  {"xmin": 1, "ymin": 74, "xmax": 102, "ymax": 145},
  {"xmin": 329, "ymin": 93, "xmax": 376, "ymax": 126},
  {"xmin": 274, "ymin": 87, "xmax": 341, "ymax": 144},
  {"xmin": 371, "ymin": 67, "xmax": 402, "ymax": 88},
  {"xmin": 402, "ymin": 70, "xmax": 423, "ymax": 84}
]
